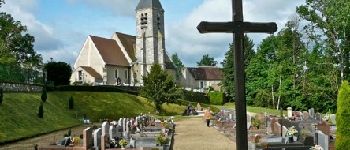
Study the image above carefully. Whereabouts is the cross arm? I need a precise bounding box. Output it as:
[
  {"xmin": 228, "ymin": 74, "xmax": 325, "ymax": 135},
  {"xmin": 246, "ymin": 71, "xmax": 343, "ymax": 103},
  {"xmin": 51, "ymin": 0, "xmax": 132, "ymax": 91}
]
[{"xmin": 197, "ymin": 21, "xmax": 277, "ymax": 34}]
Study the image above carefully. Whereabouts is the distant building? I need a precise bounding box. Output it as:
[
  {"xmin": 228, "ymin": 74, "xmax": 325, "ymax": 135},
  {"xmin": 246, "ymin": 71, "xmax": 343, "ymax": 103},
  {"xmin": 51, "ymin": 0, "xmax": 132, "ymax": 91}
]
[
  {"xmin": 71, "ymin": 0, "xmax": 175, "ymax": 86},
  {"xmin": 180, "ymin": 66, "xmax": 223, "ymax": 92},
  {"xmin": 70, "ymin": 0, "xmax": 223, "ymax": 92}
]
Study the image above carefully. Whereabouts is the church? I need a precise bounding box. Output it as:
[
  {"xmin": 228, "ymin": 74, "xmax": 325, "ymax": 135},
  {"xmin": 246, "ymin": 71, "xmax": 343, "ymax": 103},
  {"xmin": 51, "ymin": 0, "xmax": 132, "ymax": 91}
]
[{"xmin": 70, "ymin": 0, "xmax": 223, "ymax": 91}]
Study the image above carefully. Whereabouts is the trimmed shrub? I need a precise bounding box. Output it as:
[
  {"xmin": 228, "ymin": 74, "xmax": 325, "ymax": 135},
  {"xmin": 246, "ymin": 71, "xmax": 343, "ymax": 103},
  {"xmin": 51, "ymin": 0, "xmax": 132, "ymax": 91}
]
[
  {"xmin": 68, "ymin": 96, "xmax": 74, "ymax": 110},
  {"xmin": 336, "ymin": 81, "xmax": 350, "ymax": 149},
  {"xmin": 209, "ymin": 91, "xmax": 224, "ymax": 105},
  {"xmin": 41, "ymin": 86, "xmax": 47, "ymax": 103},
  {"xmin": 47, "ymin": 85, "xmax": 139, "ymax": 95},
  {"xmin": 182, "ymin": 90, "xmax": 210, "ymax": 104},
  {"xmin": 0, "ymin": 87, "xmax": 3, "ymax": 104},
  {"xmin": 38, "ymin": 102, "xmax": 44, "ymax": 118}
]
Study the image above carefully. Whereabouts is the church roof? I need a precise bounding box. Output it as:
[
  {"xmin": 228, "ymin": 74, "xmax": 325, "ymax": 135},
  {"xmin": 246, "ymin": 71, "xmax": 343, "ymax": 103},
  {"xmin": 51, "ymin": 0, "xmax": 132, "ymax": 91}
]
[
  {"xmin": 80, "ymin": 66, "xmax": 103, "ymax": 80},
  {"xmin": 136, "ymin": 0, "xmax": 163, "ymax": 10},
  {"xmin": 115, "ymin": 32, "xmax": 136, "ymax": 62},
  {"xmin": 187, "ymin": 67, "xmax": 223, "ymax": 81},
  {"xmin": 90, "ymin": 36, "xmax": 130, "ymax": 67}
]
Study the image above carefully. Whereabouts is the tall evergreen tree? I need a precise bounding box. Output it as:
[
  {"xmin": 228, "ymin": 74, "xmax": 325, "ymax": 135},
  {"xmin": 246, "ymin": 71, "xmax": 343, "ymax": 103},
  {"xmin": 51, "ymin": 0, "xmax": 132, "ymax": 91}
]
[{"xmin": 197, "ymin": 54, "xmax": 217, "ymax": 66}]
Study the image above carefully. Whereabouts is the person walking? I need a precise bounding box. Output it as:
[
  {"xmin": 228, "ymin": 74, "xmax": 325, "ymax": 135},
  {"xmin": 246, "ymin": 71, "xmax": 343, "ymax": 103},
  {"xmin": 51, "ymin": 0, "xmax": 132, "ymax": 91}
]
[{"xmin": 204, "ymin": 107, "xmax": 212, "ymax": 127}]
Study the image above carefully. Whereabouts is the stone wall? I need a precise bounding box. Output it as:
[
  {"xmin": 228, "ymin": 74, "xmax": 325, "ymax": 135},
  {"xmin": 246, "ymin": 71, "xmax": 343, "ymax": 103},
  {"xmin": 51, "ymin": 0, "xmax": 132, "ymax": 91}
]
[{"xmin": 0, "ymin": 82, "xmax": 43, "ymax": 92}]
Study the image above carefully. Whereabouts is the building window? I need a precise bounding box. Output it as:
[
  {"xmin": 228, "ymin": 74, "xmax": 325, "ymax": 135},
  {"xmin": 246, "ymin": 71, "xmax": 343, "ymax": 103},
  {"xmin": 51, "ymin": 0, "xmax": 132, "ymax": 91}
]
[
  {"xmin": 78, "ymin": 71, "xmax": 83, "ymax": 81},
  {"xmin": 200, "ymin": 81, "xmax": 204, "ymax": 89},
  {"xmin": 115, "ymin": 69, "xmax": 119, "ymax": 78},
  {"xmin": 125, "ymin": 70, "xmax": 128, "ymax": 81}
]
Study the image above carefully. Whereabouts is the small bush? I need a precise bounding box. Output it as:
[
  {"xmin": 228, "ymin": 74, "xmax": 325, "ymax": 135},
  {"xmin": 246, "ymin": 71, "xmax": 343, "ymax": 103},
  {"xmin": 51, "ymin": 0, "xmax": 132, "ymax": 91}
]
[
  {"xmin": 68, "ymin": 96, "xmax": 74, "ymax": 110},
  {"xmin": 336, "ymin": 81, "xmax": 350, "ymax": 150},
  {"xmin": 208, "ymin": 91, "xmax": 224, "ymax": 105},
  {"xmin": 38, "ymin": 102, "xmax": 44, "ymax": 118},
  {"xmin": 0, "ymin": 87, "xmax": 3, "ymax": 104},
  {"xmin": 41, "ymin": 86, "xmax": 47, "ymax": 103},
  {"xmin": 182, "ymin": 90, "xmax": 209, "ymax": 104}
]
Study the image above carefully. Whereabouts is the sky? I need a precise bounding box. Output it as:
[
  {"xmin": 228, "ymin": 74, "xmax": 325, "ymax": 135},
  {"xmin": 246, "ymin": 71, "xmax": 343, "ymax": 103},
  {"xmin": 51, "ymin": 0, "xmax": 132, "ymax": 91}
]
[{"xmin": 1, "ymin": 0, "xmax": 304, "ymax": 67}]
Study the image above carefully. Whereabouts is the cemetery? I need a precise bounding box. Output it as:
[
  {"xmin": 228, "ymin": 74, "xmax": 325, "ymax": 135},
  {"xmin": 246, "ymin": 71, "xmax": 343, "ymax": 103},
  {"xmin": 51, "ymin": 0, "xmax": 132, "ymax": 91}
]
[
  {"xmin": 211, "ymin": 107, "xmax": 337, "ymax": 150},
  {"xmin": 2, "ymin": 0, "xmax": 350, "ymax": 149},
  {"xmin": 38, "ymin": 114, "xmax": 175, "ymax": 150}
]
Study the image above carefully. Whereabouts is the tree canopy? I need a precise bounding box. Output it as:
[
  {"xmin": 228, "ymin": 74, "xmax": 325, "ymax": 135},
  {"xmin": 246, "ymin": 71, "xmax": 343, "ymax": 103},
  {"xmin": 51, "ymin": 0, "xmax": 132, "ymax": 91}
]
[
  {"xmin": 44, "ymin": 62, "xmax": 72, "ymax": 86},
  {"xmin": 197, "ymin": 54, "xmax": 217, "ymax": 66},
  {"xmin": 141, "ymin": 64, "xmax": 180, "ymax": 112}
]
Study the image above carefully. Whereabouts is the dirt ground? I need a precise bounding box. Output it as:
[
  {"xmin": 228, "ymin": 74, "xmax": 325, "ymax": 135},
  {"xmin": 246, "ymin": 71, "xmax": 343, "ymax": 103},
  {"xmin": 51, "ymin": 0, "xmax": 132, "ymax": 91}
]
[{"xmin": 173, "ymin": 117, "xmax": 236, "ymax": 150}]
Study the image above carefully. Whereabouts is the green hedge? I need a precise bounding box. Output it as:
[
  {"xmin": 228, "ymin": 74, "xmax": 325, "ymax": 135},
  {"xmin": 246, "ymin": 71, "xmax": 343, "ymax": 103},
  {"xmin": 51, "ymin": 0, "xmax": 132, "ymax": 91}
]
[
  {"xmin": 47, "ymin": 85, "xmax": 139, "ymax": 95},
  {"xmin": 336, "ymin": 81, "xmax": 350, "ymax": 150},
  {"xmin": 182, "ymin": 90, "xmax": 209, "ymax": 104},
  {"xmin": 209, "ymin": 91, "xmax": 224, "ymax": 105}
]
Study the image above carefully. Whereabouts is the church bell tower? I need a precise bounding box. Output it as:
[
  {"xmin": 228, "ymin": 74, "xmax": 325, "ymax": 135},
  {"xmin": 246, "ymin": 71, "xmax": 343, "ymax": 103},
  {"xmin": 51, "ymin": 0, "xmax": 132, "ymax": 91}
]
[{"xmin": 135, "ymin": 0, "xmax": 166, "ymax": 83}]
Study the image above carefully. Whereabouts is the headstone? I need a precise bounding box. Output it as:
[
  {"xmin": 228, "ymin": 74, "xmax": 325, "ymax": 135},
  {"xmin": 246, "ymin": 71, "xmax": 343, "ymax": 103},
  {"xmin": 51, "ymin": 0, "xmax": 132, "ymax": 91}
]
[
  {"xmin": 118, "ymin": 118, "xmax": 122, "ymax": 126},
  {"xmin": 93, "ymin": 128, "xmax": 102, "ymax": 150},
  {"xmin": 287, "ymin": 107, "xmax": 293, "ymax": 118},
  {"xmin": 308, "ymin": 108, "xmax": 315, "ymax": 119},
  {"xmin": 273, "ymin": 122, "xmax": 281, "ymax": 135},
  {"xmin": 102, "ymin": 122, "xmax": 110, "ymax": 139},
  {"xmin": 269, "ymin": 118, "xmax": 278, "ymax": 134},
  {"xmin": 116, "ymin": 125, "xmax": 123, "ymax": 137},
  {"xmin": 109, "ymin": 126, "xmax": 116, "ymax": 140},
  {"xmin": 247, "ymin": 114, "xmax": 252, "ymax": 129},
  {"xmin": 83, "ymin": 127, "xmax": 93, "ymax": 149},
  {"xmin": 302, "ymin": 111, "xmax": 310, "ymax": 121},
  {"xmin": 101, "ymin": 133, "xmax": 108, "ymax": 150},
  {"xmin": 317, "ymin": 121, "xmax": 330, "ymax": 136},
  {"xmin": 315, "ymin": 113, "xmax": 322, "ymax": 121},
  {"xmin": 196, "ymin": 103, "xmax": 202, "ymax": 111},
  {"xmin": 330, "ymin": 114, "xmax": 336, "ymax": 125},
  {"xmin": 282, "ymin": 126, "xmax": 288, "ymax": 138},
  {"xmin": 317, "ymin": 131, "xmax": 329, "ymax": 150},
  {"xmin": 255, "ymin": 113, "xmax": 266, "ymax": 127},
  {"xmin": 124, "ymin": 119, "xmax": 130, "ymax": 139}
]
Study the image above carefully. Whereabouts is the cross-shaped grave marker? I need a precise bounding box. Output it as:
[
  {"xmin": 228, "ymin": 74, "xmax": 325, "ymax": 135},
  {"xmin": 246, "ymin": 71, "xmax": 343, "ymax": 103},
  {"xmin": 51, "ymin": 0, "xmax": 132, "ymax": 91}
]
[{"xmin": 197, "ymin": 0, "xmax": 277, "ymax": 149}]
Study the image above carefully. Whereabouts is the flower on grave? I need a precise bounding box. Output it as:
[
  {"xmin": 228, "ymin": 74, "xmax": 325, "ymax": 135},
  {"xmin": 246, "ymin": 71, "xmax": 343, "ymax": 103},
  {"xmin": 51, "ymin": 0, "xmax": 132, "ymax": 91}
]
[
  {"xmin": 119, "ymin": 138, "xmax": 128, "ymax": 147},
  {"xmin": 156, "ymin": 133, "xmax": 169, "ymax": 146},
  {"xmin": 286, "ymin": 126, "xmax": 298, "ymax": 136},
  {"xmin": 110, "ymin": 139, "xmax": 117, "ymax": 146},
  {"xmin": 322, "ymin": 115, "xmax": 330, "ymax": 121},
  {"xmin": 310, "ymin": 145, "xmax": 324, "ymax": 150}
]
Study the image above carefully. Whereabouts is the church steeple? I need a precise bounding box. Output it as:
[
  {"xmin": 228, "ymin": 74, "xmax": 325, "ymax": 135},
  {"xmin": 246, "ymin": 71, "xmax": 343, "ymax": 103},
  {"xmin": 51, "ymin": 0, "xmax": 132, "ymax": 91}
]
[
  {"xmin": 135, "ymin": 0, "xmax": 165, "ymax": 84},
  {"xmin": 136, "ymin": 0, "xmax": 163, "ymax": 10}
]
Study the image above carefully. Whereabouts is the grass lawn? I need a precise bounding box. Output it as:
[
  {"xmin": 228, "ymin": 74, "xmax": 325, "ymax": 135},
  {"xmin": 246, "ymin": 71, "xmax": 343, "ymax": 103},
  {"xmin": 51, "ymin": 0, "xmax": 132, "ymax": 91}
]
[
  {"xmin": 214, "ymin": 103, "xmax": 286, "ymax": 116},
  {"xmin": 0, "ymin": 92, "xmax": 186, "ymax": 144}
]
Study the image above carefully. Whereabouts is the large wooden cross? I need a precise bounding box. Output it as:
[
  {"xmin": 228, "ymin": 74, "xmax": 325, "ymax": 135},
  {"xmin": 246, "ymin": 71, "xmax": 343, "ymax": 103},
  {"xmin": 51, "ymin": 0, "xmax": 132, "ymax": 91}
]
[{"xmin": 197, "ymin": 0, "xmax": 277, "ymax": 149}]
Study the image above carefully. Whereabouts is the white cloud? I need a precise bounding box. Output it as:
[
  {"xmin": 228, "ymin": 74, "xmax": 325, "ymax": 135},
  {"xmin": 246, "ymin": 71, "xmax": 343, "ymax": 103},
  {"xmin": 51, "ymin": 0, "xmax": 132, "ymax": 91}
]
[
  {"xmin": 2, "ymin": 0, "xmax": 63, "ymax": 51},
  {"xmin": 166, "ymin": 0, "xmax": 304, "ymax": 66}
]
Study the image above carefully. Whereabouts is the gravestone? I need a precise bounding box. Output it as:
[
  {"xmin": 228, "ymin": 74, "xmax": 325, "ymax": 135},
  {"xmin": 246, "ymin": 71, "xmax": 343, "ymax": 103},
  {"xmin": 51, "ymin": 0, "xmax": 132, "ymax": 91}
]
[
  {"xmin": 315, "ymin": 113, "xmax": 322, "ymax": 121},
  {"xmin": 124, "ymin": 119, "xmax": 130, "ymax": 139},
  {"xmin": 287, "ymin": 107, "xmax": 293, "ymax": 118},
  {"xmin": 273, "ymin": 122, "xmax": 281, "ymax": 135},
  {"xmin": 93, "ymin": 128, "xmax": 102, "ymax": 150},
  {"xmin": 196, "ymin": 103, "xmax": 202, "ymax": 111},
  {"xmin": 83, "ymin": 127, "xmax": 93, "ymax": 149},
  {"xmin": 330, "ymin": 114, "xmax": 336, "ymax": 125},
  {"xmin": 282, "ymin": 126, "xmax": 288, "ymax": 138},
  {"xmin": 247, "ymin": 114, "xmax": 252, "ymax": 129},
  {"xmin": 109, "ymin": 126, "xmax": 116, "ymax": 140},
  {"xmin": 302, "ymin": 111, "xmax": 310, "ymax": 121},
  {"xmin": 255, "ymin": 113, "xmax": 266, "ymax": 127},
  {"xmin": 101, "ymin": 133, "xmax": 108, "ymax": 150},
  {"xmin": 118, "ymin": 118, "xmax": 122, "ymax": 126},
  {"xmin": 102, "ymin": 122, "xmax": 110, "ymax": 139},
  {"xmin": 317, "ymin": 130, "xmax": 329, "ymax": 150},
  {"xmin": 317, "ymin": 121, "xmax": 330, "ymax": 136},
  {"xmin": 270, "ymin": 118, "xmax": 278, "ymax": 134},
  {"xmin": 116, "ymin": 125, "xmax": 123, "ymax": 138},
  {"xmin": 308, "ymin": 108, "xmax": 315, "ymax": 119}
]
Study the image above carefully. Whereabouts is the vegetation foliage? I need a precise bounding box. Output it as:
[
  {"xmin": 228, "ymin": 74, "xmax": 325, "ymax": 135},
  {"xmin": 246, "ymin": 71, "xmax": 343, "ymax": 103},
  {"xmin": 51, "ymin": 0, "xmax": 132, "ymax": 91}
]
[
  {"xmin": 336, "ymin": 81, "xmax": 350, "ymax": 149},
  {"xmin": 141, "ymin": 64, "xmax": 181, "ymax": 112},
  {"xmin": 44, "ymin": 62, "xmax": 72, "ymax": 86},
  {"xmin": 197, "ymin": 54, "xmax": 218, "ymax": 66},
  {"xmin": 208, "ymin": 91, "xmax": 224, "ymax": 105}
]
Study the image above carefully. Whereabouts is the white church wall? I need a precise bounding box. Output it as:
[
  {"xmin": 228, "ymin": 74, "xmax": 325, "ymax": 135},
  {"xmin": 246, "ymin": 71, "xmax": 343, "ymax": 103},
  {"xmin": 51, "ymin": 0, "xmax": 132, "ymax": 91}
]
[
  {"xmin": 70, "ymin": 67, "xmax": 98, "ymax": 85},
  {"xmin": 106, "ymin": 65, "xmax": 130, "ymax": 85}
]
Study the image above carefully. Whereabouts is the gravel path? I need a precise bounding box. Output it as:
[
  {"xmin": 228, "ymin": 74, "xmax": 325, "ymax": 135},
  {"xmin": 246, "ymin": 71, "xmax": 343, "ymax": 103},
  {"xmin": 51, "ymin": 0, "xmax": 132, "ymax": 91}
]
[{"xmin": 173, "ymin": 117, "xmax": 236, "ymax": 150}]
